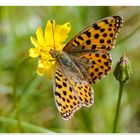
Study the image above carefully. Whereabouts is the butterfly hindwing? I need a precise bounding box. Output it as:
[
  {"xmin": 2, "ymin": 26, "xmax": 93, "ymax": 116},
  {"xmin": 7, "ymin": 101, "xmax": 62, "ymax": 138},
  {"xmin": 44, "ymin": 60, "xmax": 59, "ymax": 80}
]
[
  {"xmin": 63, "ymin": 16, "xmax": 123, "ymax": 53},
  {"xmin": 70, "ymin": 79, "xmax": 94, "ymax": 107},
  {"xmin": 83, "ymin": 52, "xmax": 112, "ymax": 84},
  {"xmin": 54, "ymin": 63, "xmax": 94, "ymax": 120},
  {"xmin": 70, "ymin": 52, "xmax": 112, "ymax": 84}
]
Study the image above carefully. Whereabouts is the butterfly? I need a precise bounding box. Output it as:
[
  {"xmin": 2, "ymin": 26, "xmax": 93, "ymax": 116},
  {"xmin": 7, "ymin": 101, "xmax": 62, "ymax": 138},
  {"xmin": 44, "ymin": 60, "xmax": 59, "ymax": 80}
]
[{"xmin": 50, "ymin": 16, "xmax": 123, "ymax": 120}]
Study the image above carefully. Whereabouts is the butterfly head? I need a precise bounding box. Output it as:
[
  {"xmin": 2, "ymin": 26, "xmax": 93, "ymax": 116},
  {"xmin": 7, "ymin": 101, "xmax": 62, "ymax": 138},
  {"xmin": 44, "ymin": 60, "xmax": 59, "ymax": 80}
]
[{"xmin": 50, "ymin": 49, "xmax": 62, "ymax": 59}]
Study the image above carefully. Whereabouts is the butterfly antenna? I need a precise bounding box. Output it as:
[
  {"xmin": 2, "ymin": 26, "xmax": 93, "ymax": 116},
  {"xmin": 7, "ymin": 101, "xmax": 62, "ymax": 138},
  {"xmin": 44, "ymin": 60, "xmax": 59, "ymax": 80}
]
[{"xmin": 51, "ymin": 20, "xmax": 56, "ymax": 51}]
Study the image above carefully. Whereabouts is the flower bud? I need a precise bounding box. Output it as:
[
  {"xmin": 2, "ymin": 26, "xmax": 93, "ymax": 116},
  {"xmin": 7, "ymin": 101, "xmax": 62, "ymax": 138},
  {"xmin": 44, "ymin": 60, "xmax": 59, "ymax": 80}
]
[{"xmin": 113, "ymin": 54, "xmax": 132, "ymax": 82}]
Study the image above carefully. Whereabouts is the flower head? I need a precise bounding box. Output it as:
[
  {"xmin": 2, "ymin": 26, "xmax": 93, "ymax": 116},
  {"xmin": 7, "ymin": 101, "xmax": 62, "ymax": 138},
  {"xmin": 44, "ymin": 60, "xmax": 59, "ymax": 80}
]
[
  {"xmin": 29, "ymin": 20, "xmax": 71, "ymax": 78},
  {"xmin": 113, "ymin": 54, "xmax": 132, "ymax": 82}
]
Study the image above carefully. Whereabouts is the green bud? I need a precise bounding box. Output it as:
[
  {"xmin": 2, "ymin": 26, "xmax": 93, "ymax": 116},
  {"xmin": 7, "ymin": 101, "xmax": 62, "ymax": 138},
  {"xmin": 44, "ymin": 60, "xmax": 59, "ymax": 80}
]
[{"xmin": 113, "ymin": 54, "xmax": 132, "ymax": 82}]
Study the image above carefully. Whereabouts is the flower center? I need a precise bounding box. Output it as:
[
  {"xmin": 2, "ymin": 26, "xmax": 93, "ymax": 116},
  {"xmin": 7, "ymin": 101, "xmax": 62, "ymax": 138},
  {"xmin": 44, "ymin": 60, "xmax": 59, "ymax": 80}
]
[{"xmin": 39, "ymin": 48, "xmax": 55, "ymax": 62}]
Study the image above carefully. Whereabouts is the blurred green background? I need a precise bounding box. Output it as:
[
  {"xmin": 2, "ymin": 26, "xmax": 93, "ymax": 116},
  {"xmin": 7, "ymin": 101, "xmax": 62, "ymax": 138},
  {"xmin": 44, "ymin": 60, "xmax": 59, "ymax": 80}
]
[{"xmin": 0, "ymin": 6, "xmax": 140, "ymax": 133}]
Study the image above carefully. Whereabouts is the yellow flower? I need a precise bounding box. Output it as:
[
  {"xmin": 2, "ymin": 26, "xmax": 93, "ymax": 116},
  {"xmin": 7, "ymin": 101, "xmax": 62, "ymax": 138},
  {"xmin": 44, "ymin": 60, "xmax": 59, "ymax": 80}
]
[{"xmin": 29, "ymin": 20, "xmax": 71, "ymax": 78}]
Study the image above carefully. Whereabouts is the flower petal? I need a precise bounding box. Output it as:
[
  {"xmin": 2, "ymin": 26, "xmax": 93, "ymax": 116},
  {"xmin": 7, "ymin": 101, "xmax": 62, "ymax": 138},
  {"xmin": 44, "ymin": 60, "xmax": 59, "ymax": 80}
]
[
  {"xmin": 29, "ymin": 48, "xmax": 40, "ymax": 58},
  {"xmin": 37, "ymin": 59, "xmax": 55, "ymax": 78},
  {"xmin": 29, "ymin": 20, "xmax": 71, "ymax": 79},
  {"xmin": 36, "ymin": 26, "xmax": 45, "ymax": 46},
  {"xmin": 46, "ymin": 61, "xmax": 55, "ymax": 79},
  {"xmin": 40, "ymin": 51, "xmax": 50, "ymax": 59},
  {"xmin": 57, "ymin": 43, "xmax": 64, "ymax": 51},
  {"xmin": 45, "ymin": 20, "xmax": 55, "ymax": 46},
  {"xmin": 30, "ymin": 36, "xmax": 40, "ymax": 48},
  {"xmin": 55, "ymin": 22, "xmax": 71, "ymax": 43},
  {"xmin": 37, "ymin": 60, "xmax": 46, "ymax": 76},
  {"xmin": 45, "ymin": 66, "xmax": 53, "ymax": 79}
]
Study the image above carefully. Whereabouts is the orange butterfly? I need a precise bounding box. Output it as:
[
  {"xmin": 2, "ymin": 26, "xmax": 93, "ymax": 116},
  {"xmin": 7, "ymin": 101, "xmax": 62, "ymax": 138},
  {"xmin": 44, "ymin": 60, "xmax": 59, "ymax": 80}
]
[{"xmin": 50, "ymin": 16, "xmax": 123, "ymax": 120}]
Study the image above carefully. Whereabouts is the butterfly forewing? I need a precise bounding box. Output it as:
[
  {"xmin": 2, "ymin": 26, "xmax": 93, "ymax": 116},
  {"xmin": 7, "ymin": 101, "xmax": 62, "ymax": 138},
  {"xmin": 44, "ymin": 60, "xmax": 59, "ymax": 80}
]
[{"xmin": 63, "ymin": 16, "xmax": 123, "ymax": 53}]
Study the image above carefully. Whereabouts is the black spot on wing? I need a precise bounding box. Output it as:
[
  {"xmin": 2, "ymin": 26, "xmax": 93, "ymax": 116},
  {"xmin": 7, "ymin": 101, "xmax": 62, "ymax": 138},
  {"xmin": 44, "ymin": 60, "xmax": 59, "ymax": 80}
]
[
  {"xmin": 93, "ymin": 23, "xmax": 100, "ymax": 30},
  {"xmin": 63, "ymin": 90, "xmax": 67, "ymax": 96},
  {"xmin": 56, "ymin": 71, "xmax": 62, "ymax": 77},
  {"xmin": 55, "ymin": 82, "xmax": 62, "ymax": 89},
  {"xmin": 94, "ymin": 34, "xmax": 99, "ymax": 39},
  {"xmin": 84, "ymin": 30, "xmax": 91, "ymax": 38},
  {"xmin": 92, "ymin": 45, "xmax": 96, "ymax": 50},
  {"xmin": 86, "ymin": 40, "xmax": 91, "ymax": 45},
  {"xmin": 78, "ymin": 35, "xmax": 84, "ymax": 41},
  {"xmin": 55, "ymin": 76, "xmax": 61, "ymax": 81},
  {"xmin": 73, "ymin": 39, "xmax": 80, "ymax": 46},
  {"xmin": 55, "ymin": 91, "xmax": 61, "ymax": 98},
  {"xmin": 63, "ymin": 82, "xmax": 67, "ymax": 87},
  {"xmin": 100, "ymin": 28, "xmax": 105, "ymax": 32},
  {"xmin": 56, "ymin": 100, "xmax": 62, "ymax": 107}
]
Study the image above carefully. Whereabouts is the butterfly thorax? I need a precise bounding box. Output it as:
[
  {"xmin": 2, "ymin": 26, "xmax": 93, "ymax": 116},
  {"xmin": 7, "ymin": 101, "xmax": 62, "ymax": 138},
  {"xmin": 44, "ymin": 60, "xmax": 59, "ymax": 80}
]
[
  {"xmin": 50, "ymin": 50, "xmax": 72, "ymax": 68},
  {"xmin": 50, "ymin": 49, "xmax": 85, "ymax": 81}
]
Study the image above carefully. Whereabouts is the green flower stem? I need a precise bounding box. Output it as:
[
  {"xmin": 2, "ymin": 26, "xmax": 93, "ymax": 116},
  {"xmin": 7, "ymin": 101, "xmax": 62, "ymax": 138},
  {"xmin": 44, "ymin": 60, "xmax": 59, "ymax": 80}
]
[
  {"xmin": 113, "ymin": 55, "xmax": 131, "ymax": 132},
  {"xmin": 0, "ymin": 116, "xmax": 54, "ymax": 133},
  {"xmin": 113, "ymin": 81, "xmax": 124, "ymax": 133},
  {"xmin": 12, "ymin": 57, "xmax": 30, "ymax": 132}
]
